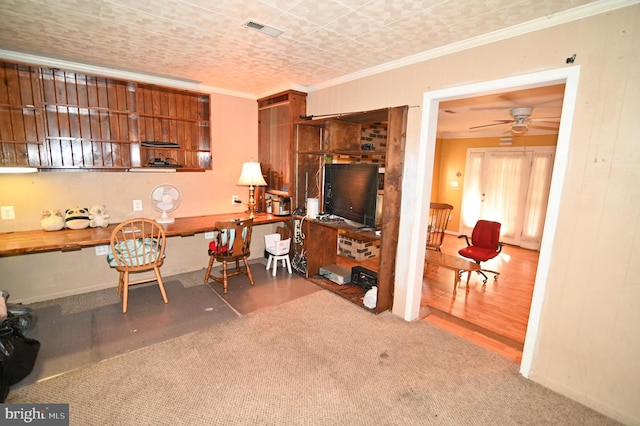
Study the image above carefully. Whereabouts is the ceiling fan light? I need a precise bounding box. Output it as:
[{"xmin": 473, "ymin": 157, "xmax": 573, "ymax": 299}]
[{"xmin": 511, "ymin": 124, "xmax": 528, "ymax": 135}]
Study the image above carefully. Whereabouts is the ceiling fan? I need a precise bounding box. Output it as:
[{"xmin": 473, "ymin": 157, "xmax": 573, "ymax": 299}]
[{"xmin": 470, "ymin": 107, "xmax": 560, "ymax": 135}]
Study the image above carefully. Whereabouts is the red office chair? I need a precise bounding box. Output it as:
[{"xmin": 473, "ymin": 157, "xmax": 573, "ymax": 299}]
[{"xmin": 458, "ymin": 220, "xmax": 503, "ymax": 284}]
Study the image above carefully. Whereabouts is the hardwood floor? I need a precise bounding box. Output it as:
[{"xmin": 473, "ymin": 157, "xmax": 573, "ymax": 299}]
[{"xmin": 421, "ymin": 233, "xmax": 538, "ymax": 363}]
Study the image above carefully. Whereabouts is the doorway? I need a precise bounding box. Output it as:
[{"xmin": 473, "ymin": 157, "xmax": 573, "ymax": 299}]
[{"xmin": 397, "ymin": 66, "xmax": 581, "ymax": 378}]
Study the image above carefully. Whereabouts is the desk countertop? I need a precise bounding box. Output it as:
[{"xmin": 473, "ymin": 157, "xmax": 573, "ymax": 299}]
[{"xmin": 0, "ymin": 213, "xmax": 290, "ymax": 257}]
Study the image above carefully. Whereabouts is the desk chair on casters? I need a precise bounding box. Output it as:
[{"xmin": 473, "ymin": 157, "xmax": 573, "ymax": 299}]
[
  {"xmin": 265, "ymin": 233, "xmax": 292, "ymax": 276},
  {"xmin": 107, "ymin": 218, "xmax": 168, "ymax": 313},
  {"xmin": 204, "ymin": 219, "xmax": 254, "ymax": 294},
  {"xmin": 458, "ymin": 220, "xmax": 503, "ymax": 284}
]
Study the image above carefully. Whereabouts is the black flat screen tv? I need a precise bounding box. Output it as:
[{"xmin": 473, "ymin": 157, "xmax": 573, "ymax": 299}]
[{"xmin": 323, "ymin": 163, "xmax": 379, "ymax": 228}]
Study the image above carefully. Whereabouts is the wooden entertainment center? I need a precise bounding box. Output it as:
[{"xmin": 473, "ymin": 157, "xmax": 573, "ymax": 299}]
[{"xmin": 293, "ymin": 106, "xmax": 408, "ymax": 313}]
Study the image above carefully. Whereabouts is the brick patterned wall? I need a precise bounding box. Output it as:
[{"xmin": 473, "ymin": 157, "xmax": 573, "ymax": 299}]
[
  {"xmin": 361, "ymin": 122, "xmax": 387, "ymax": 150},
  {"xmin": 338, "ymin": 235, "xmax": 381, "ymax": 260}
]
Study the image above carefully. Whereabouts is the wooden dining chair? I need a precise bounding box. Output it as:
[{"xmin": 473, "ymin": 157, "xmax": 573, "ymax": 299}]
[
  {"xmin": 203, "ymin": 218, "xmax": 254, "ymax": 293},
  {"xmin": 107, "ymin": 218, "xmax": 168, "ymax": 313},
  {"xmin": 426, "ymin": 202, "xmax": 453, "ymax": 251}
]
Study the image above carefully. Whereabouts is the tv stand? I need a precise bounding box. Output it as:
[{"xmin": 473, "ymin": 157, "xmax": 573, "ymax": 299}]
[
  {"xmin": 299, "ymin": 217, "xmax": 382, "ymax": 312},
  {"xmin": 293, "ymin": 106, "xmax": 408, "ymax": 313}
]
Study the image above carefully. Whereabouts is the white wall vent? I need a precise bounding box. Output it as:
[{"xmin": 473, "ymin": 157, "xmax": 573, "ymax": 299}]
[{"xmin": 243, "ymin": 20, "xmax": 283, "ymax": 37}]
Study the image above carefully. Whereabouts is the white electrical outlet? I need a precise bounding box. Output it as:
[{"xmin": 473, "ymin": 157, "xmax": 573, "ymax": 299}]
[
  {"xmin": 232, "ymin": 195, "xmax": 239, "ymax": 205},
  {"xmin": 204, "ymin": 231, "xmax": 214, "ymax": 239},
  {"xmin": 133, "ymin": 199, "xmax": 143, "ymax": 211},
  {"xmin": 1, "ymin": 206, "xmax": 15, "ymax": 220},
  {"xmin": 95, "ymin": 245, "xmax": 109, "ymax": 256}
]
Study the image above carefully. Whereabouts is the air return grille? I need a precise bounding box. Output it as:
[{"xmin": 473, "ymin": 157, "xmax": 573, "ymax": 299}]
[{"xmin": 243, "ymin": 20, "xmax": 283, "ymax": 37}]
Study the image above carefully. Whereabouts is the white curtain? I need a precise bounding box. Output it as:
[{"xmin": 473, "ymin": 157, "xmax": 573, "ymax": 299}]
[
  {"xmin": 482, "ymin": 152, "xmax": 528, "ymax": 241},
  {"xmin": 521, "ymin": 152, "xmax": 554, "ymax": 249},
  {"xmin": 461, "ymin": 151, "xmax": 484, "ymax": 229},
  {"xmin": 461, "ymin": 147, "xmax": 554, "ymax": 249}
]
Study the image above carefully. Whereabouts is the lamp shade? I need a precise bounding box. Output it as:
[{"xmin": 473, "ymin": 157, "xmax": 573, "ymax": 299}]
[{"xmin": 237, "ymin": 161, "xmax": 267, "ymax": 186}]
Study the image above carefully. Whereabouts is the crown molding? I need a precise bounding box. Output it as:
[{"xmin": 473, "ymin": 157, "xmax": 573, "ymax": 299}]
[
  {"xmin": 0, "ymin": 49, "xmax": 256, "ymax": 99},
  {"xmin": 307, "ymin": 0, "xmax": 639, "ymax": 92}
]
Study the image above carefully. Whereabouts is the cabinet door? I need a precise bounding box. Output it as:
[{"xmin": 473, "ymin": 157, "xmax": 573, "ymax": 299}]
[
  {"xmin": 303, "ymin": 221, "xmax": 338, "ymax": 277},
  {"xmin": 258, "ymin": 90, "xmax": 307, "ymax": 210},
  {"xmin": 0, "ymin": 61, "xmax": 45, "ymax": 166},
  {"xmin": 324, "ymin": 121, "xmax": 361, "ymax": 151},
  {"xmin": 39, "ymin": 68, "xmax": 137, "ymax": 168},
  {"xmin": 259, "ymin": 104, "xmax": 290, "ymax": 193}
]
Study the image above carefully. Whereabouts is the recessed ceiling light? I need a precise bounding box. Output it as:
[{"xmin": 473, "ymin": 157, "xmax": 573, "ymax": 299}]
[{"xmin": 243, "ymin": 20, "xmax": 283, "ymax": 37}]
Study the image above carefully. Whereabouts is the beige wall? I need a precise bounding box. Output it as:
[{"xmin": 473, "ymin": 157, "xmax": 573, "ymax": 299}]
[
  {"xmin": 0, "ymin": 92, "xmax": 276, "ymax": 301},
  {"xmin": 306, "ymin": 6, "xmax": 639, "ymax": 424}
]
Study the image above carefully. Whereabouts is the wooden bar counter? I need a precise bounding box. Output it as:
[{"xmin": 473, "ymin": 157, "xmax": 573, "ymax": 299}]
[{"xmin": 0, "ymin": 213, "xmax": 290, "ymax": 257}]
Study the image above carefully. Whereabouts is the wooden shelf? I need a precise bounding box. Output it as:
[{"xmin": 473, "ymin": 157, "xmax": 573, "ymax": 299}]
[{"xmin": 297, "ymin": 150, "xmax": 385, "ymax": 156}]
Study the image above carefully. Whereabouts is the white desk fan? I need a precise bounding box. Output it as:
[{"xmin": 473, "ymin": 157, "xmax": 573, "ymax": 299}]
[{"xmin": 151, "ymin": 184, "xmax": 181, "ymax": 224}]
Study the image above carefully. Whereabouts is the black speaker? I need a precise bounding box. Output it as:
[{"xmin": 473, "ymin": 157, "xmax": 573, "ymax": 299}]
[{"xmin": 351, "ymin": 266, "xmax": 378, "ymax": 290}]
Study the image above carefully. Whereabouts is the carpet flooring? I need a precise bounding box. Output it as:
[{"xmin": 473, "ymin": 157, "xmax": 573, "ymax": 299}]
[
  {"xmin": 16, "ymin": 261, "xmax": 320, "ymax": 388},
  {"xmin": 7, "ymin": 289, "xmax": 620, "ymax": 425}
]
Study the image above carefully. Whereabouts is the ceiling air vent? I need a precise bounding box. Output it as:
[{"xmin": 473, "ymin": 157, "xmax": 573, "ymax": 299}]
[{"xmin": 243, "ymin": 20, "xmax": 283, "ymax": 37}]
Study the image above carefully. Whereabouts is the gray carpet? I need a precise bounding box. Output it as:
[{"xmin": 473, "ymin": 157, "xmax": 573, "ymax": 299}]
[
  {"xmin": 7, "ymin": 290, "xmax": 619, "ymax": 425},
  {"xmin": 17, "ymin": 262, "xmax": 320, "ymax": 387}
]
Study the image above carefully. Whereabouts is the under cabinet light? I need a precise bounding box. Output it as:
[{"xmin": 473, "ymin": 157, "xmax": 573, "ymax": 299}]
[
  {"xmin": 128, "ymin": 168, "xmax": 177, "ymax": 173},
  {"xmin": 0, "ymin": 167, "xmax": 38, "ymax": 174}
]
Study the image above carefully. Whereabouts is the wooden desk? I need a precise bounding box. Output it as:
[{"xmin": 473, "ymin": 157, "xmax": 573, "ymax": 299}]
[
  {"xmin": 0, "ymin": 213, "xmax": 290, "ymax": 257},
  {"xmin": 424, "ymin": 250, "xmax": 480, "ymax": 294}
]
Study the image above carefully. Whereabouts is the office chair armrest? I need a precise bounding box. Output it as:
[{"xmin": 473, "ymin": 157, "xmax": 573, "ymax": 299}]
[
  {"xmin": 458, "ymin": 234, "xmax": 471, "ymax": 246},
  {"xmin": 496, "ymin": 241, "xmax": 504, "ymax": 254}
]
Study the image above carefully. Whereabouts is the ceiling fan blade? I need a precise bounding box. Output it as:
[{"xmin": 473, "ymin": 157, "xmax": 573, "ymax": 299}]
[
  {"xmin": 529, "ymin": 117, "xmax": 560, "ymax": 122},
  {"xmin": 469, "ymin": 120, "xmax": 513, "ymax": 130},
  {"xmin": 529, "ymin": 124, "xmax": 559, "ymax": 131},
  {"xmin": 469, "ymin": 106, "xmax": 512, "ymax": 111}
]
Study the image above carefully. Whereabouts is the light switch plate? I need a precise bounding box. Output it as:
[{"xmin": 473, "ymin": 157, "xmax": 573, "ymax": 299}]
[{"xmin": 1, "ymin": 206, "xmax": 15, "ymax": 220}]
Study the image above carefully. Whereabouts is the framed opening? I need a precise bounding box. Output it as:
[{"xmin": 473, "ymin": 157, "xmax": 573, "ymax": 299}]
[{"xmin": 401, "ymin": 66, "xmax": 581, "ymax": 377}]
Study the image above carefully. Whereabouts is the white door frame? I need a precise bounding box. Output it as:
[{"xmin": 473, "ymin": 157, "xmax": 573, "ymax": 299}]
[{"xmin": 405, "ymin": 66, "xmax": 580, "ymax": 377}]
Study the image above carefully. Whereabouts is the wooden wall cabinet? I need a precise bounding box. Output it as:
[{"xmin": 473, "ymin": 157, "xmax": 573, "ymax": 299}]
[
  {"xmin": 136, "ymin": 83, "xmax": 210, "ymax": 170},
  {"xmin": 0, "ymin": 60, "xmax": 210, "ymax": 171},
  {"xmin": 293, "ymin": 106, "xmax": 408, "ymax": 313},
  {"xmin": 257, "ymin": 90, "xmax": 306, "ymax": 209}
]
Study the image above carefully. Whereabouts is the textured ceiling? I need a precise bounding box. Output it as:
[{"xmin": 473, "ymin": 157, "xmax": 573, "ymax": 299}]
[
  {"xmin": 0, "ymin": 0, "xmax": 627, "ymax": 137},
  {"xmin": 1, "ymin": 0, "xmax": 607, "ymax": 95}
]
